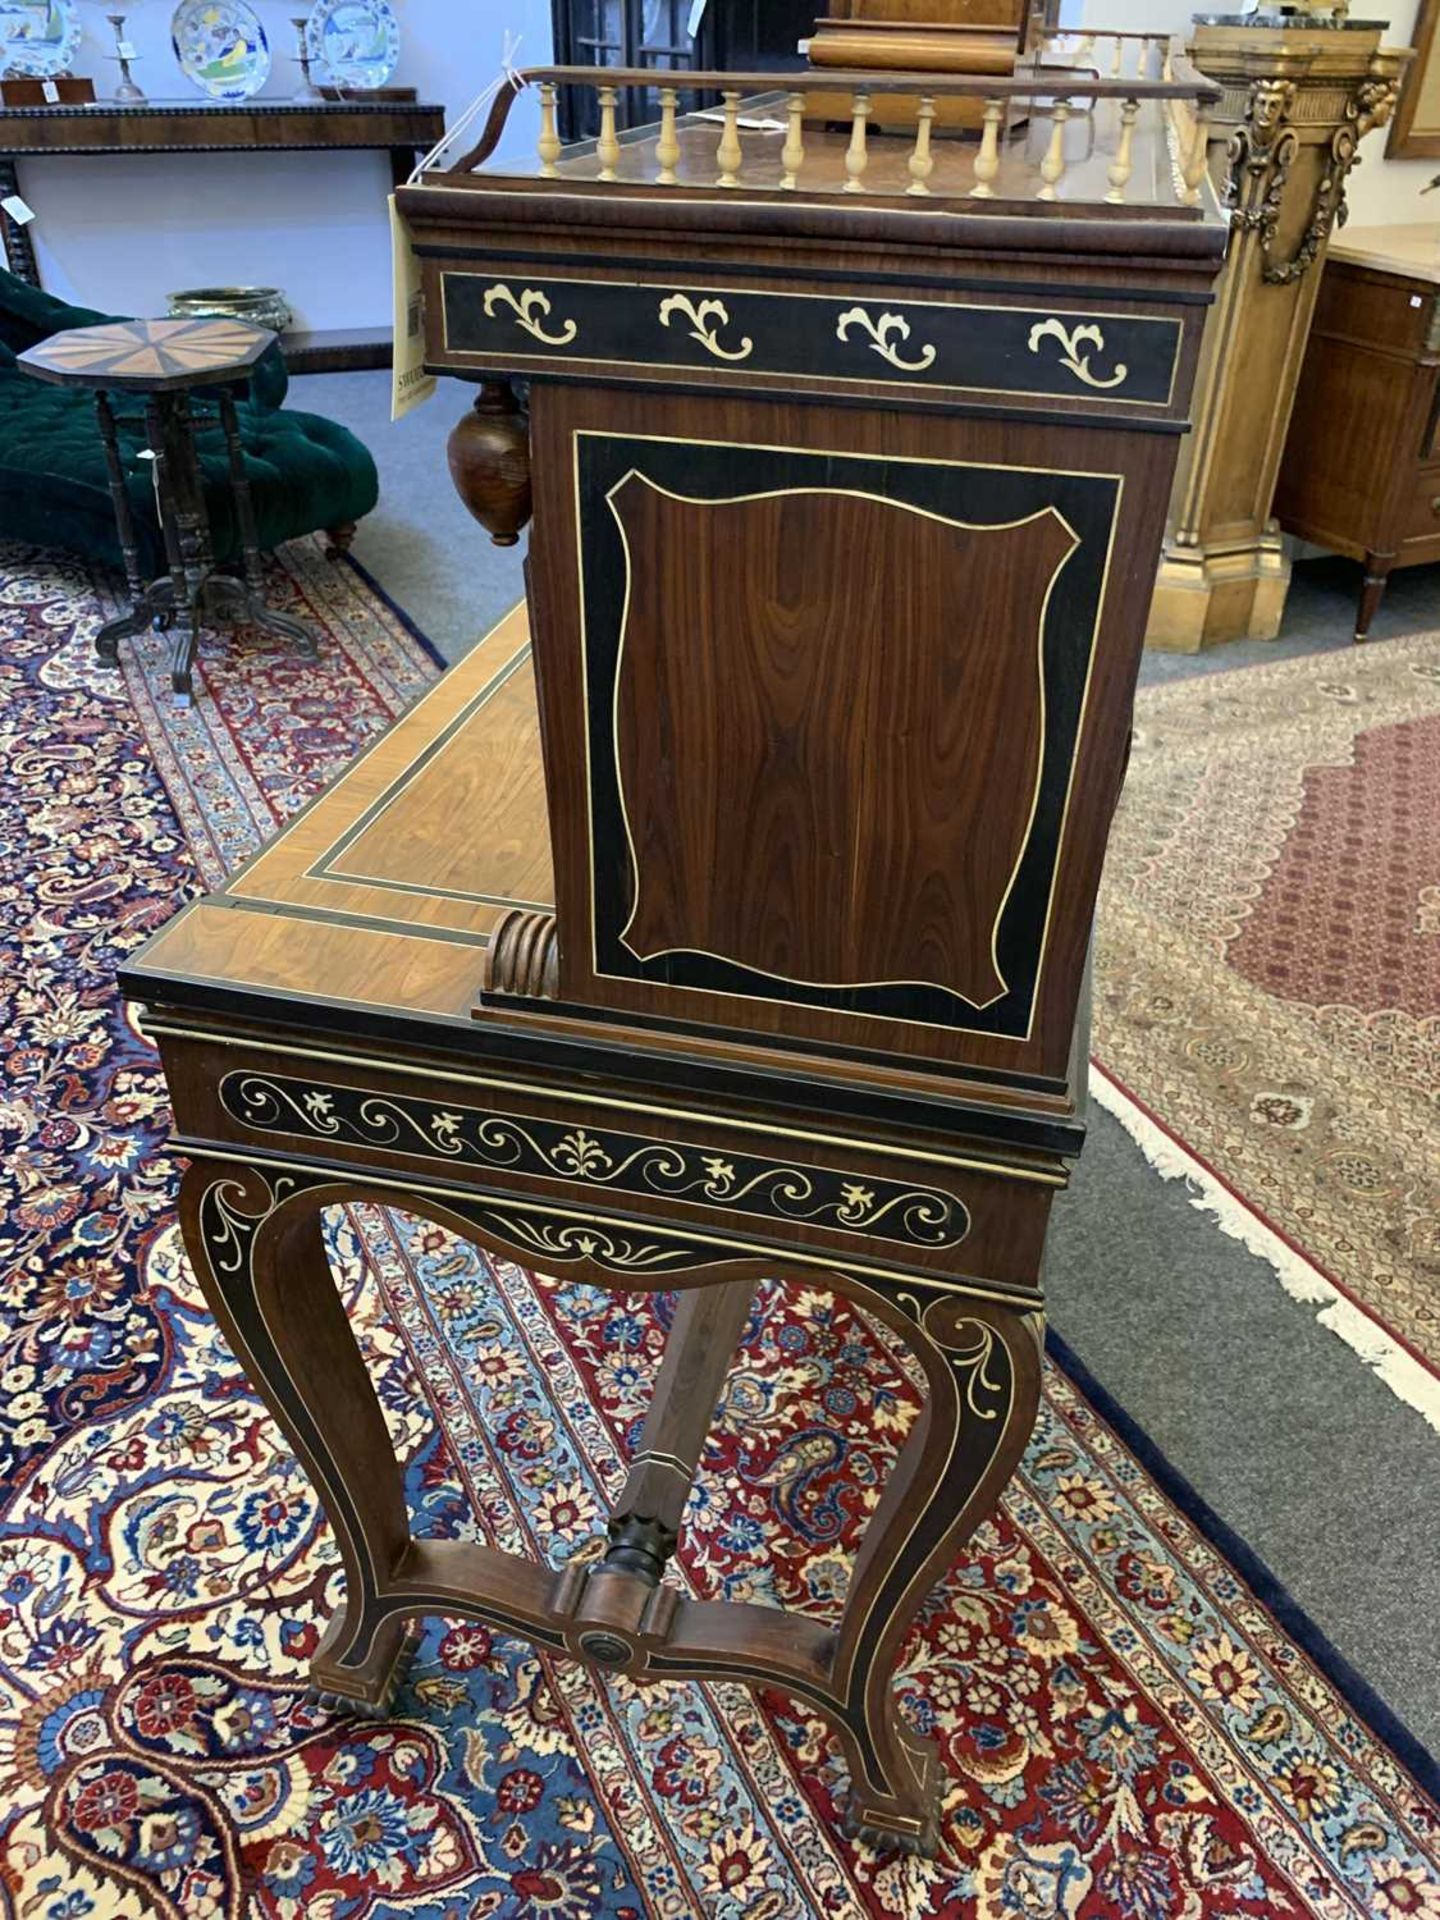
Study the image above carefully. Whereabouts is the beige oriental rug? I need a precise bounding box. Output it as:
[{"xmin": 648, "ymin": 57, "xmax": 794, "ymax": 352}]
[{"xmin": 1093, "ymin": 631, "xmax": 1440, "ymax": 1429}]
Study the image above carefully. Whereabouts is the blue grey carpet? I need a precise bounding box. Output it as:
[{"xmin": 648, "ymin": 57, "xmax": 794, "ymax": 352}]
[{"xmin": 296, "ymin": 366, "xmax": 1440, "ymax": 1752}]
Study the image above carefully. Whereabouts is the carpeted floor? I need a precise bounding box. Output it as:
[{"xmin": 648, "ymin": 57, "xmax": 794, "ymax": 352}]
[
  {"xmin": 297, "ymin": 365, "xmax": 1440, "ymax": 1760},
  {"xmin": 3, "ymin": 544, "xmax": 1438, "ymax": 1915},
  {"xmin": 1096, "ymin": 638, "xmax": 1440, "ymax": 1389}
]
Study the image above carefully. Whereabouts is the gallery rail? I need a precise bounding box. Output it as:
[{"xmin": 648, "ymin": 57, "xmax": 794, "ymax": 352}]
[{"xmin": 444, "ymin": 49, "xmax": 1222, "ymax": 212}]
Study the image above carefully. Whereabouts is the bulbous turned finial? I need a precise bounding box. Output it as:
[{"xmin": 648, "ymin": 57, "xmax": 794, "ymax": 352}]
[{"xmin": 447, "ymin": 379, "xmax": 533, "ymax": 548}]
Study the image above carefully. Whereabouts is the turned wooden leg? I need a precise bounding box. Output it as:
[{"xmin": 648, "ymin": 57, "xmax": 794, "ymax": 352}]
[
  {"xmin": 1356, "ymin": 549, "xmax": 1395, "ymax": 645},
  {"xmin": 602, "ymin": 1279, "xmax": 758, "ymax": 1584},
  {"xmin": 178, "ymin": 1161, "xmax": 416, "ymax": 1712},
  {"xmin": 324, "ymin": 520, "xmax": 358, "ymax": 560},
  {"xmin": 830, "ymin": 1295, "xmax": 1043, "ymax": 1851},
  {"xmin": 147, "ymin": 394, "xmax": 203, "ymax": 705},
  {"xmin": 635, "ymin": 1277, "xmax": 1043, "ymax": 1855}
]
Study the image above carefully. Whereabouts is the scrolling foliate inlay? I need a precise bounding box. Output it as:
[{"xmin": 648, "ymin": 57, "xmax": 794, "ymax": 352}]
[
  {"xmin": 220, "ymin": 1072, "xmax": 971, "ymax": 1250},
  {"xmin": 657, "ymin": 294, "xmax": 753, "ymax": 363},
  {"xmin": 199, "ymin": 1166, "xmax": 320, "ymax": 1282},
  {"xmin": 1026, "ymin": 319, "xmax": 1128, "ymax": 392},
  {"xmin": 481, "ymin": 283, "xmax": 578, "ymax": 347},
  {"xmin": 836, "ymin": 307, "xmax": 937, "ymax": 373},
  {"xmin": 441, "ymin": 272, "xmax": 1181, "ymax": 407},
  {"xmin": 893, "ymin": 1298, "xmax": 1041, "ymax": 1435},
  {"xmin": 481, "ymin": 1215, "xmax": 704, "ymax": 1273}
]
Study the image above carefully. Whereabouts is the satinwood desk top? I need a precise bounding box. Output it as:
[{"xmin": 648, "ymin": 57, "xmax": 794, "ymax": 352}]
[
  {"xmin": 125, "ymin": 603, "xmax": 1079, "ymax": 1164},
  {"xmin": 132, "ymin": 607, "xmax": 546, "ymax": 1024}
]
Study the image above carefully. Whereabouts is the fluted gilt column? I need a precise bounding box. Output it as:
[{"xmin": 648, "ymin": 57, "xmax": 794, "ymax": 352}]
[{"xmin": 1146, "ymin": 16, "xmax": 1409, "ymax": 651}]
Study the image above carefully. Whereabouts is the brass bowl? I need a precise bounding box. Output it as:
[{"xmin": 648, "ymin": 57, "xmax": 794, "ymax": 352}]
[{"xmin": 166, "ymin": 286, "xmax": 292, "ymax": 334}]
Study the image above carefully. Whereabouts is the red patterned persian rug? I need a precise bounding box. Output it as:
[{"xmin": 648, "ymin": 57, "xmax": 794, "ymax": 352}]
[
  {"xmin": 1094, "ymin": 636, "xmax": 1440, "ymax": 1423},
  {"xmin": 1, "ymin": 542, "xmax": 1437, "ymax": 1918}
]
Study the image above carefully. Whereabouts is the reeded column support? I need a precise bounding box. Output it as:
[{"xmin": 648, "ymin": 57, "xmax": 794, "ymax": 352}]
[
  {"xmin": 1183, "ymin": 107, "xmax": 1210, "ymax": 206},
  {"xmin": 1147, "ymin": 20, "xmax": 1408, "ymax": 652}
]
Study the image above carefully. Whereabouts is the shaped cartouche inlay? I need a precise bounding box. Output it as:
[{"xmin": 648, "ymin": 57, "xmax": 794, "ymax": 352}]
[{"xmin": 607, "ymin": 475, "xmax": 1079, "ymax": 1008}]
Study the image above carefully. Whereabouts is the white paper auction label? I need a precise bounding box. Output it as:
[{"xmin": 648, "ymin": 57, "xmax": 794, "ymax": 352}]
[
  {"xmin": 389, "ymin": 193, "xmax": 435, "ymax": 421},
  {"xmin": 1, "ymin": 195, "xmax": 36, "ymax": 226}
]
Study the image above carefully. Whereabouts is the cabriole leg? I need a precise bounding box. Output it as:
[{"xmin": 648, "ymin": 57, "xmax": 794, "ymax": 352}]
[
  {"xmin": 176, "ymin": 1164, "xmax": 1042, "ymax": 1852},
  {"xmin": 178, "ymin": 1162, "xmax": 416, "ymax": 1712},
  {"xmin": 831, "ymin": 1295, "xmax": 1043, "ymax": 1852}
]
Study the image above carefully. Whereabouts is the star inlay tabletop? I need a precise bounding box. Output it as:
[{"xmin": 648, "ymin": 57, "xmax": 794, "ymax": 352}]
[{"xmin": 17, "ymin": 317, "xmax": 274, "ymax": 391}]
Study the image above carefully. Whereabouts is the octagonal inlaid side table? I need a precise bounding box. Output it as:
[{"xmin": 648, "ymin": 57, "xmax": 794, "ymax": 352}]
[{"xmin": 17, "ymin": 316, "xmax": 318, "ymax": 705}]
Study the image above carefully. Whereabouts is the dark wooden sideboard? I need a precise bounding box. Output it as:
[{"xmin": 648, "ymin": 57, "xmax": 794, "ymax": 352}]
[
  {"xmin": 126, "ymin": 59, "xmax": 1225, "ymax": 1853},
  {"xmin": 1275, "ymin": 224, "xmax": 1440, "ymax": 643},
  {"xmin": 0, "ymin": 98, "xmax": 445, "ymax": 299}
]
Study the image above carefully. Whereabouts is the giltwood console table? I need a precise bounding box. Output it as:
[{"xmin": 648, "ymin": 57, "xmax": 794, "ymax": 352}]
[
  {"xmin": 0, "ymin": 98, "xmax": 445, "ymax": 288},
  {"xmin": 127, "ymin": 56, "xmax": 1224, "ymax": 1853}
]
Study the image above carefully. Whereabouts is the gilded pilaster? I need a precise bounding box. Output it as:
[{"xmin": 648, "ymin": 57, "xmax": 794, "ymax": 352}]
[{"xmin": 1147, "ymin": 19, "xmax": 1408, "ymax": 651}]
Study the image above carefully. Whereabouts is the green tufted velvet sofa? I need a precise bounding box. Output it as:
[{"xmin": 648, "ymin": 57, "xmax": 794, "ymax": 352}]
[{"xmin": 0, "ymin": 271, "xmax": 379, "ymax": 574}]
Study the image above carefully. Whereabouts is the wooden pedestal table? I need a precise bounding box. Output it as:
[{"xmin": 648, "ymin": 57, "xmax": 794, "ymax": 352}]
[
  {"xmin": 17, "ymin": 316, "xmax": 318, "ymax": 704},
  {"xmin": 129, "ymin": 55, "xmax": 1224, "ymax": 1854}
]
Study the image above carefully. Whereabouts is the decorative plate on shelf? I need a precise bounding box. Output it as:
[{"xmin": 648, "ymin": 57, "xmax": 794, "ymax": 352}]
[
  {"xmin": 0, "ymin": 0, "xmax": 82, "ymax": 79},
  {"xmin": 171, "ymin": 0, "xmax": 270, "ymax": 101},
  {"xmin": 306, "ymin": 0, "xmax": 400, "ymax": 91}
]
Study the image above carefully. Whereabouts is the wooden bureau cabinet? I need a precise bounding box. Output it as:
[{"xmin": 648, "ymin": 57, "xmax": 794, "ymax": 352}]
[
  {"xmin": 1275, "ymin": 225, "xmax": 1440, "ymax": 643},
  {"xmin": 125, "ymin": 59, "xmax": 1224, "ymax": 1854}
]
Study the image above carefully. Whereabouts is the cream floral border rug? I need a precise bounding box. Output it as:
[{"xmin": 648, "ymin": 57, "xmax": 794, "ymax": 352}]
[
  {"xmin": 1094, "ymin": 632, "xmax": 1440, "ymax": 1427},
  {"xmin": 3, "ymin": 545, "xmax": 1437, "ymax": 1914}
]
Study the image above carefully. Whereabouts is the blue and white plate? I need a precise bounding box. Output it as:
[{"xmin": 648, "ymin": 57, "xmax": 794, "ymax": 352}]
[
  {"xmin": 306, "ymin": 0, "xmax": 400, "ymax": 91},
  {"xmin": 0, "ymin": 0, "xmax": 81, "ymax": 78},
  {"xmin": 171, "ymin": 0, "xmax": 270, "ymax": 101}
]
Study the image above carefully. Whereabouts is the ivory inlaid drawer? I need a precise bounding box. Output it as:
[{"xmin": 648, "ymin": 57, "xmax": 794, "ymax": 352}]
[{"xmin": 438, "ymin": 269, "xmax": 1183, "ymax": 410}]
